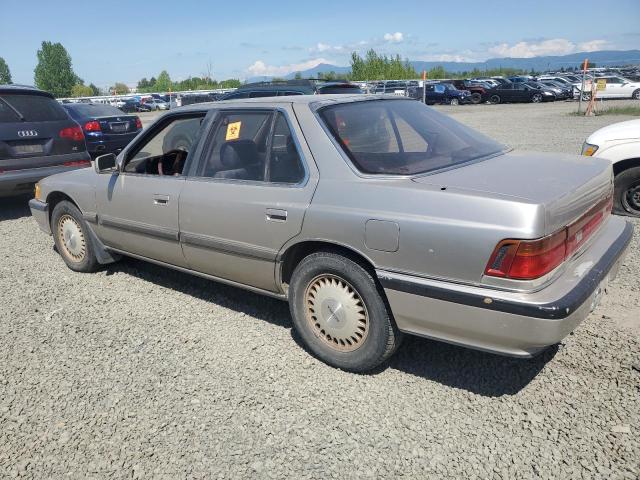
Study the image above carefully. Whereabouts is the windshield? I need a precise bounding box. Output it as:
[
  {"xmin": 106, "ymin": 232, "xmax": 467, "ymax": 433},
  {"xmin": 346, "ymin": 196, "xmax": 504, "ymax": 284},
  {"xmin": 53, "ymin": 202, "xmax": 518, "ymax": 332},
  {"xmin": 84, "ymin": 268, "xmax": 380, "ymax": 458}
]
[{"xmin": 319, "ymin": 99, "xmax": 506, "ymax": 175}]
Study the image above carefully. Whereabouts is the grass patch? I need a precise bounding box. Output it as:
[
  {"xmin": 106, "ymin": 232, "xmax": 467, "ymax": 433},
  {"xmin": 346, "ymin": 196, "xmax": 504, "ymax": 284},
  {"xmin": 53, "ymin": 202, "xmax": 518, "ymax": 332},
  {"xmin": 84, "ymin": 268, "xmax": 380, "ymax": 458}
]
[{"xmin": 569, "ymin": 106, "xmax": 640, "ymax": 116}]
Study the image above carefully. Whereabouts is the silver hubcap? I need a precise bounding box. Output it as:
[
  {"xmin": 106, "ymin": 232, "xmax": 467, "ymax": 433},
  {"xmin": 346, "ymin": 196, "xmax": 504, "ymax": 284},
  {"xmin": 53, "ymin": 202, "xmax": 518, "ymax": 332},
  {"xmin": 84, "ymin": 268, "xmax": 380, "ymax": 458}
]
[
  {"xmin": 58, "ymin": 214, "xmax": 86, "ymax": 261},
  {"xmin": 305, "ymin": 274, "xmax": 369, "ymax": 352}
]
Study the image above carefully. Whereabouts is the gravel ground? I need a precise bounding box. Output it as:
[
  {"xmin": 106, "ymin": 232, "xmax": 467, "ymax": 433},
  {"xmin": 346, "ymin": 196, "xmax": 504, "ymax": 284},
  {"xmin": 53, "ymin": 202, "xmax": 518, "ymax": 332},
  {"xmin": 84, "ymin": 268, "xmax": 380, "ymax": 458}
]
[{"xmin": 1, "ymin": 101, "xmax": 638, "ymax": 479}]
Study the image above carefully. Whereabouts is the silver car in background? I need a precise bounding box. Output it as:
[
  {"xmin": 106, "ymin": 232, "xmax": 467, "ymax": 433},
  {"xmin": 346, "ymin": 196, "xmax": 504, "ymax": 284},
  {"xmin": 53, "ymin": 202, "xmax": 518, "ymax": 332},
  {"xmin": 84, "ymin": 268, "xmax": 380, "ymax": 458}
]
[{"xmin": 29, "ymin": 95, "xmax": 632, "ymax": 372}]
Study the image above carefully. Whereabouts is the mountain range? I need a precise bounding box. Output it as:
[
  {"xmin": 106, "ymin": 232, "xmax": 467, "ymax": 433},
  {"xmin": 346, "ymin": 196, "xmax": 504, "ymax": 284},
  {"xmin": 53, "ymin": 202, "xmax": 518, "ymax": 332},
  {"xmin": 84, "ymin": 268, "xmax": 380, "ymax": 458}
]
[{"xmin": 247, "ymin": 50, "xmax": 640, "ymax": 82}]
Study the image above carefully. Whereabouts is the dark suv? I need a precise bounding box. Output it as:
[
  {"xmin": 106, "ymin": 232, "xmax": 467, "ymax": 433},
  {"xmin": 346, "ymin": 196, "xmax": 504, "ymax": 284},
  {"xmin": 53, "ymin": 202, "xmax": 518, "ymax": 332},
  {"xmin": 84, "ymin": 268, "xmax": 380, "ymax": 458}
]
[
  {"xmin": 0, "ymin": 85, "xmax": 90, "ymax": 196},
  {"xmin": 218, "ymin": 79, "xmax": 363, "ymax": 100}
]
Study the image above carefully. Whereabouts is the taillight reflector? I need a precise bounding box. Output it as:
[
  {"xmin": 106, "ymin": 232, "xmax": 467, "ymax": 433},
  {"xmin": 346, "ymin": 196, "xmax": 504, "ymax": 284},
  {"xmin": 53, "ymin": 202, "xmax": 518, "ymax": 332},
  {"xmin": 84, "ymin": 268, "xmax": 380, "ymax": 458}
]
[
  {"xmin": 135, "ymin": 117, "xmax": 142, "ymax": 129},
  {"xmin": 485, "ymin": 195, "xmax": 612, "ymax": 280},
  {"xmin": 84, "ymin": 121, "xmax": 101, "ymax": 132},
  {"xmin": 59, "ymin": 125, "xmax": 84, "ymax": 142}
]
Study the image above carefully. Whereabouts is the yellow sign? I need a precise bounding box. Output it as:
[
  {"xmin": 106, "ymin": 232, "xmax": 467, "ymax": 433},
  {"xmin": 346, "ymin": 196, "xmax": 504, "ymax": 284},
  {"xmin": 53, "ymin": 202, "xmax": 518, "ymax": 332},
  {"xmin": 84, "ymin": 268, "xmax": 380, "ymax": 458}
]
[
  {"xmin": 597, "ymin": 79, "xmax": 607, "ymax": 91},
  {"xmin": 225, "ymin": 121, "xmax": 241, "ymax": 141}
]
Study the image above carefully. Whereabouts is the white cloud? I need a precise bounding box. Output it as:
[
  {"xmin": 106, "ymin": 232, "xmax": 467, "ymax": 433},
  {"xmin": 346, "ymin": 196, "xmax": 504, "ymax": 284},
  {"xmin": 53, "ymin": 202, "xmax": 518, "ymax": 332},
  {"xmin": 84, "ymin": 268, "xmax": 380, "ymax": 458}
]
[
  {"xmin": 488, "ymin": 38, "xmax": 610, "ymax": 58},
  {"xmin": 383, "ymin": 32, "xmax": 404, "ymax": 43},
  {"xmin": 578, "ymin": 39, "xmax": 609, "ymax": 52},
  {"xmin": 311, "ymin": 42, "xmax": 345, "ymax": 53},
  {"xmin": 247, "ymin": 58, "xmax": 329, "ymax": 77}
]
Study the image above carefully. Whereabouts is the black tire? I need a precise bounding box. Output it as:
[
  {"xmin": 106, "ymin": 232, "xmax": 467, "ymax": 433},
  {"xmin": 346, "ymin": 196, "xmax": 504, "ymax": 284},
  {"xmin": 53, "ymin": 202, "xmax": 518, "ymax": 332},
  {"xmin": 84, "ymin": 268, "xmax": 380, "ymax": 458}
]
[
  {"xmin": 489, "ymin": 94, "xmax": 501, "ymax": 104},
  {"xmin": 289, "ymin": 251, "xmax": 402, "ymax": 372},
  {"xmin": 531, "ymin": 93, "xmax": 543, "ymax": 103},
  {"xmin": 614, "ymin": 166, "xmax": 640, "ymax": 217},
  {"xmin": 632, "ymin": 89, "xmax": 640, "ymax": 100},
  {"xmin": 470, "ymin": 92, "xmax": 482, "ymax": 104},
  {"xmin": 51, "ymin": 200, "xmax": 100, "ymax": 272},
  {"xmin": 582, "ymin": 92, "xmax": 592, "ymax": 101},
  {"xmin": 449, "ymin": 98, "xmax": 459, "ymax": 106}
]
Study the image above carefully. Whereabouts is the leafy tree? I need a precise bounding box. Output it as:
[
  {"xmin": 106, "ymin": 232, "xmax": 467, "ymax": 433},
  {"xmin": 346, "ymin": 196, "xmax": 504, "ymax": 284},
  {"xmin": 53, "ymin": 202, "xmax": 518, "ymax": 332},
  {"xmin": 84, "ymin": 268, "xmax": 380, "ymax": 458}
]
[
  {"xmin": 349, "ymin": 49, "xmax": 417, "ymax": 81},
  {"xmin": 33, "ymin": 41, "xmax": 78, "ymax": 97},
  {"xmin": 110, "ymin": 82, "xmax": 129, "ymax": 94},
  {"xmin": 89, "ymin": 83, "xmax": 100, "ymax": 96},
  {"xmin": 71, "ymin": 84, "xmax": 93, "ymax": 97},
  {"xmin": 154, "ymin": 70, "xmax": 172, "ymax": 91},
  {"xmin": 137, "ymin": 77, "xmax": 151, "ymax": 90},
  {"xmin": 0, "ymin": 57, "xmax": 12, "ymax": 84}
]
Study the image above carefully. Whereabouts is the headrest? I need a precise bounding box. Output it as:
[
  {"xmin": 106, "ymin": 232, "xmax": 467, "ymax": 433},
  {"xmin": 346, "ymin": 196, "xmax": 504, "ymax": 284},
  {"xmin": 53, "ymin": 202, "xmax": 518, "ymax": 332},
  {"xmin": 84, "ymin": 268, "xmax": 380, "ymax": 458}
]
[{"xmin": 220, "ymin": 140, "xmax": 259, "ymax": 168}]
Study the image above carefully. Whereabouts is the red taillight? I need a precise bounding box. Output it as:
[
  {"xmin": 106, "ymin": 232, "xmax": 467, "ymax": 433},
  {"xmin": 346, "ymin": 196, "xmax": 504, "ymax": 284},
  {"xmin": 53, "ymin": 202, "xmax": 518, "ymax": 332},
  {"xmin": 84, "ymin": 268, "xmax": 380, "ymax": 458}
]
[
  {"xmin": 59, "ymin": 125, "xmax": 84, "ymax": 142},
  {"xmin": 135, "ymin": 117, "xmax": 142, "ymax": 129},
  {"xmin": 84, "ymin": 120, "xmax": 101, "ymax": 132},
  {"xmin": 485, "ymin": 195, "xmax": 612, "ymax": 280},
  {"xmin": 63, "ymin": 160, "xmax": 91, "ymax": 167}
]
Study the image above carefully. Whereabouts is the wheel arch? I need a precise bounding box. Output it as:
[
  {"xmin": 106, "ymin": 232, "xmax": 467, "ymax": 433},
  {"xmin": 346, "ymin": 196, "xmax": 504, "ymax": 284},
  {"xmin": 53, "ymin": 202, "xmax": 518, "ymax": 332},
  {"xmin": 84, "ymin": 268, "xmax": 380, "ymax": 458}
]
[
  {"xmin": 612, "ymin": 157, "xmax": 640, "ymax": 177},
  {"xmin": 279, "ymin": 240, "xmax": 378, "ymax": 287},
  {"xmin": 46, "ymin": 191, "xmax": 82, "ymax": 224}
]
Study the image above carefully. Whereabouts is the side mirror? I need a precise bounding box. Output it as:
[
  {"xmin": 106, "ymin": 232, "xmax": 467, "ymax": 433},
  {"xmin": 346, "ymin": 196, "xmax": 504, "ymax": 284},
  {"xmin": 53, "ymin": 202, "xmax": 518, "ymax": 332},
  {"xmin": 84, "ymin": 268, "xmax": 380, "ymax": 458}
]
[{"xmin": 95, "ymin": 153, "xmax": 118, "ymax": 174}]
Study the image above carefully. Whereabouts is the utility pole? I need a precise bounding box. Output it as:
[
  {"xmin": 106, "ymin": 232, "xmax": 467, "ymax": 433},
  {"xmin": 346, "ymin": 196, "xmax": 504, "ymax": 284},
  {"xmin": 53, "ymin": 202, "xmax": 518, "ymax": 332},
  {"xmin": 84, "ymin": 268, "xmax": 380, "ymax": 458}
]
[
  {"xmin": 578, "ymin": 58, "xmax": 588, "ymax": 114},
  {"xmin": 422, "ymin": 70, "xmax": 426, "ymax": 104}
]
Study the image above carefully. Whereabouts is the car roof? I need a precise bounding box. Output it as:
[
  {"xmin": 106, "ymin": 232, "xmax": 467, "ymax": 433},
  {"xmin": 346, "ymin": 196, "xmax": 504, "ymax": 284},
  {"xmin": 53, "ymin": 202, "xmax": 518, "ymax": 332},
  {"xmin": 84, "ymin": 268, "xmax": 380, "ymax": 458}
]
[
  {"xmin": 0, "ymin": 84, "xmax": 53, "ymax": 97},
  {"xmin": 175, "ymin": 94, "xmax": 411, "ymax": 113}
]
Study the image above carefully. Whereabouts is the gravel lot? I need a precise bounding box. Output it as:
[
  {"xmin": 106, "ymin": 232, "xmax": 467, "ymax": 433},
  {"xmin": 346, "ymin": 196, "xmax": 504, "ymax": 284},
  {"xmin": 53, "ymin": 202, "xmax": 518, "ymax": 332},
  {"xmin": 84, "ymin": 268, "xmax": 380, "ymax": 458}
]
[{"xmin": 1, "ymin": 101, "xmax": 638, "ymax": 479}]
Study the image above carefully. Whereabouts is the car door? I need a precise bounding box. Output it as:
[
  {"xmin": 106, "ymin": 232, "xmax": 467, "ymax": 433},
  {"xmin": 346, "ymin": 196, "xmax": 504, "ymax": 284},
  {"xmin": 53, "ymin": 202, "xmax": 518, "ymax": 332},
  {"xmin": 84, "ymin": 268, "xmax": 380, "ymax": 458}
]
[
  {"xmin": 179, "ymin": 106, "xmax": 319, "ymax": 292},
  {"xmin": 94, "ymin": 111, "xmax": 208, "ymax": 267}
]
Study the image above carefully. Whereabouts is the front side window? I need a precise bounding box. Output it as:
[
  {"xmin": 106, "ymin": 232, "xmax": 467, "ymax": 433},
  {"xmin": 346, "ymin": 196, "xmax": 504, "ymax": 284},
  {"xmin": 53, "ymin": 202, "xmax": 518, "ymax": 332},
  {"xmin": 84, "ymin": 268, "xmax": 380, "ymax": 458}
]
[
  {"xmin": 124, "ymin": 115, "xmax": 205, "ymax": 175},
  {"xmin": 198, "ymin": 110, "xmax": 305, "ymax": 184},
  {"xmin": 319, "ymin": 99, "xmax": 505, "ymax": 175}
]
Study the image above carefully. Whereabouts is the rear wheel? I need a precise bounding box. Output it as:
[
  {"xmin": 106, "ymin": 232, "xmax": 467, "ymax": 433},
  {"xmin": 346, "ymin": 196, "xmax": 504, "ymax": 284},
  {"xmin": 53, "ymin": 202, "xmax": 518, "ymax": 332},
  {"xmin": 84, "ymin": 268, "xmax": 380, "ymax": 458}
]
[
  {"xmin": 470, "ymin": 92, "xmax": 482, "ymax": 104},
  {"xmin": 449, "ymin": 98, "xmax": 459, "ymax": 106},
  {"xmin": 531, "ymin": 93, "xmax": 543, "ymax": 103},
  {"xmin": 51, "ymin": 200, "xmax": 99, "ymax": 272},
  {"xmin": 632, "ymin": 89, "xmax": 640, "ymax": 100},
  {"xmin": 489, "ymin": 94, "xmax": 501, "ymax": 104},
  {"xmin": 614, "ymin": 166, "xmax": 640, "ymax": 217},
  {"xmin": 289, "ymin": 252, "xmax": 402, "ymax": 372},
  {"xmin": 582, "ymin": 92, "xmax": 592, "ymax": 101}
]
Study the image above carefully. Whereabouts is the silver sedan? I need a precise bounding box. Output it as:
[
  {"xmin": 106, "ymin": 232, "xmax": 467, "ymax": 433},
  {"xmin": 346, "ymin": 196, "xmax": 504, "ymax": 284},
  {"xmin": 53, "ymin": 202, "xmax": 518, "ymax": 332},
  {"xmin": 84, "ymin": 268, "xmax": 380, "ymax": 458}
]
[{"xmin": 29, "ymin": 95, "xmax": 632, "ymax": 371}]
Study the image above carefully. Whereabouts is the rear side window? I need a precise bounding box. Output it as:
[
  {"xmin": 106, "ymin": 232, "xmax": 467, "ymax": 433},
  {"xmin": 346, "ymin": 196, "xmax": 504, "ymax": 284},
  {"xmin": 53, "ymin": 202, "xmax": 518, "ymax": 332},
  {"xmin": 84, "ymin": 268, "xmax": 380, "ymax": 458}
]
[
  {"xmin": 319, "ymin": 99, "xmax": 505, "ymax": 175},
  {"xmin": 0, "ymin": 98, "xmax": 20, "ymax": 122},
  {"xmin": 0, "ymin": 94, "xmax": 68, "ymax": 122}
]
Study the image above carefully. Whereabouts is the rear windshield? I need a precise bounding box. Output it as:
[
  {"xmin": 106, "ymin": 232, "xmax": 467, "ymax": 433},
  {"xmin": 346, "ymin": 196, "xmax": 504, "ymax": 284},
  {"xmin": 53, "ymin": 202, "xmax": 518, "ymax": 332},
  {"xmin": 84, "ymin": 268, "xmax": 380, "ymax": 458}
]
[
  {"xmin": 317, "ymin": 85, "xmax": 364, "ymax": 94},
  {"xmin": 319, "ymin": 99, "xmax": 505, "ymax": 175},
  {"xmin": 0, "ymin": 93, "xmax": 68, "ymax": 122},
  {"xmin": 66, "ymin": 103, "xmax": 124, "ymax": 117}
]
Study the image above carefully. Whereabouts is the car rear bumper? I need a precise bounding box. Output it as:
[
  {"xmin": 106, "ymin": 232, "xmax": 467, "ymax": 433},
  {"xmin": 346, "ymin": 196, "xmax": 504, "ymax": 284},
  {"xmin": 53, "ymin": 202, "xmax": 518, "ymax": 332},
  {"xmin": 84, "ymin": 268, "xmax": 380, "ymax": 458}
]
[
  {"xmin": 86, "ymin": 135, "xmax": 137, "ymax": 155},
  {"xmin": 378, "ymin": 216, "xmax": 633, "ymax": 358},
  {"xmin": 0, "ymin": 152, "xmax": 90, "ymax": 196},
  {"xmin": 29, "ymin": 198, "xmax": 50, "ymax": 234}
]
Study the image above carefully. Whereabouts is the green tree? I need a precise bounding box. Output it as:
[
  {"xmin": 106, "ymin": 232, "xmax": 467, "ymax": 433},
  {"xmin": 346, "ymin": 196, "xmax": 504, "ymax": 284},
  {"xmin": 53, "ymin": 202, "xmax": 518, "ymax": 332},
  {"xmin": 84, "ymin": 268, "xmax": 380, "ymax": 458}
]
[
  {"xmin": 137, "ymin": 77, "xmax": 151, "ymax": 91},
  {"xmin": 33, "ymin": 41, "xmax": 78, "ymax": 97},
  {"xmin": 111, "ymin": 82, "xmax": 129, "ymax": 94},
  {"xmin": 71, "ymin": 84, "xmax": 93, "ymax": 97},
  {"xmin": 154, "ymin": 70, "xmax": 172, "ymax": 91},
  {"xmin": 0, "ymin": 57, "xmax": 12, "ymax": 84},
  {"xmin": 88, "ymin": 83, "xmax": 100, "ymax": 96}
]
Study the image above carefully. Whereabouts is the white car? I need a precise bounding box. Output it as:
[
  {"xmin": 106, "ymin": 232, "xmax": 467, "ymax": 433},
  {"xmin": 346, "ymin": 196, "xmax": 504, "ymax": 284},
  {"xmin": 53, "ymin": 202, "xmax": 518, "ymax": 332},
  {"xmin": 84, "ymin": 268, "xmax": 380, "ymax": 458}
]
[
  {"xmin": 583, "ymin": 76, "xmax": 640, "ymax": 100},
  {"xmin": 154, "ymin": 99, "xmax": 170, "ymax": 110},
  {"xmin": 582, "ymin": 119, "xmax": 640, "ymax": 216}
]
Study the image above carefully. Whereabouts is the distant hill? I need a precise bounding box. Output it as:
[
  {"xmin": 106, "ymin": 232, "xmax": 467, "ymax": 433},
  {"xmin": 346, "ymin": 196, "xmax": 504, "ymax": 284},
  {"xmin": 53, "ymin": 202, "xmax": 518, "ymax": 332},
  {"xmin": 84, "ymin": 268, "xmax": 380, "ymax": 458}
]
[{"xmin": 244, "ymin": 50, "xmax": 640, "ymax": 82}]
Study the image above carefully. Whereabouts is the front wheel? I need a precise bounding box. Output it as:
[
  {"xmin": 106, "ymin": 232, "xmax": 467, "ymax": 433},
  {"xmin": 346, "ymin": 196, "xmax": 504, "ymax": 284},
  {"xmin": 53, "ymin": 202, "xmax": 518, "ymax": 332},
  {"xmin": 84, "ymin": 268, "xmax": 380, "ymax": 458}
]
[
  {"xmin": 470, "ymin": 92, "xmax": 482, "ymax": 104},
  {"xmin": 449, "ymin": 98, "xmax": 460, "ymax": 106},
  {"xmin": 632, "ymin": 89, "xmax": 640, "ymax": 100},
  {"xmin": 289, "ymin": 252, "xmax": 402, "ymax": 372},
  {"xmin": 51, "ymin": 200, "xmax": 100, "ymax": 272},
  {"xmin": 531, "ymin": 93, "xmax": 543, "ymax": 103},
  {"xmin": 489, "ymin": 94, "xmax": 501, "ymax": 104},
  {"xmin": 614, "ymin": 166, "xmax": 640, "ymax": 217},
  {"xmin": 582, "ymin": 92, "xmax": 592, "ymax": 101}
]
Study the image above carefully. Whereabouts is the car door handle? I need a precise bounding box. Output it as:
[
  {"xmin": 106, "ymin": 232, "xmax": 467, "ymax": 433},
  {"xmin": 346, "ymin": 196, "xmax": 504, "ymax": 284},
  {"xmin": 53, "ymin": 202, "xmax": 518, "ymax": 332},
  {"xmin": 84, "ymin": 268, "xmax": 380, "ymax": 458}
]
[
  {"xmin": 153, "ymin": 194, "xmax": 169, "ymax": 206},
  {"xmin": 266, "ymin": 208, "xmax": 287, "ymax": 222}
]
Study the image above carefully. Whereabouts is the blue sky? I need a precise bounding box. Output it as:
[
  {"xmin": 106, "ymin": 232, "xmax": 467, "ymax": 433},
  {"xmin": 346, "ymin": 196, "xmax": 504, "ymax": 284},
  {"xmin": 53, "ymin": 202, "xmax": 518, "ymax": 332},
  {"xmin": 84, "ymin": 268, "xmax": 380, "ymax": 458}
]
[{"xmin": 1, "ymin": 0, "xmax": 639, "ymax": 87}]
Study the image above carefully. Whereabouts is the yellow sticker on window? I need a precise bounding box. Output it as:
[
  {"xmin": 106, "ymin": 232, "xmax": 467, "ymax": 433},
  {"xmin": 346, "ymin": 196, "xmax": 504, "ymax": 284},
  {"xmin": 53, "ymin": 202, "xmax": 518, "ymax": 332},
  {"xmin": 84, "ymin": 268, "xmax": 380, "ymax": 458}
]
[{"xmin": 226, "ymin": 121, "xmax": 241, "ymax": 141}]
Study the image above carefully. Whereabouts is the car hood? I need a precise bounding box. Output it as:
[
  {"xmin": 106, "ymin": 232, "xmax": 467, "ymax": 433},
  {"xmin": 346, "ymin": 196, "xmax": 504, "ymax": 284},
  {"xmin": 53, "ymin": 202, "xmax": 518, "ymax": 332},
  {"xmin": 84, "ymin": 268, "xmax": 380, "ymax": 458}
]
[
  {"xmin": 587, "ymin": 119, "xmax": 640, "ymax": 144},
  {"xmin": 412, "ymin": 151, "xmax": 613, "ymax": 234}
]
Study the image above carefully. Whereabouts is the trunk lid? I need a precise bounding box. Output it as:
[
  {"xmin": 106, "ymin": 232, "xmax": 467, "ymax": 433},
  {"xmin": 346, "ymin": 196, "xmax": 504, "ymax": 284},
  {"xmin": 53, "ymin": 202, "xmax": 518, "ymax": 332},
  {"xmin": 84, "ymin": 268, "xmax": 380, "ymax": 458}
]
[
  {"xmin": 413, "ymin": 151, "xmax": 613, "ymax": 235},
  {"xmin": 90, "ymin": 115, "xmax": 139, "ymax": 139}
]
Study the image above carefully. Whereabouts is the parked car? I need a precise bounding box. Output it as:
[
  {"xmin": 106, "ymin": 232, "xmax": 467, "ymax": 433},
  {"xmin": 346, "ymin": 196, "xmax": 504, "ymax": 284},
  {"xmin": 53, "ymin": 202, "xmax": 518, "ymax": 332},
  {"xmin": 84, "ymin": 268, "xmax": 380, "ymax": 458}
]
[
  {"xmin": 488, "ymin": 83, "xmax": 555, "ymax": 103},
  {"xmin": 419, "ymin": 82, "xmax": 471, "ymax": 105},
  {"xmin": 0, "ymin": 85, "xmax": 90, "ymax": 197},
  {"xmin": 62, "ymin": 103, "xmax": 143, "ymax": 157},
  {"xmin": 449, "ymin": 80, "xmax": 491, "ymax": 104},
  {"xmin": 524, "ymin": 81, "xmax": 567, "ymax": 100},
  {"xmin": 536, "ymin": 80, "xmax": 573, "ymax": 100},
  {"xmin": 581, "ymin": 76, "xmax": 640, "ymax": 100},
  {"xmin": 29, "ymin": 95, "xmax": 632, "ymax": 372},
  {"xmin": 537, "ymin": 76, "xmax": 583, "ymax": 98},
  {"xmin": 582, "ymin": 119, "xmax": 640, "ymax": 217}
]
